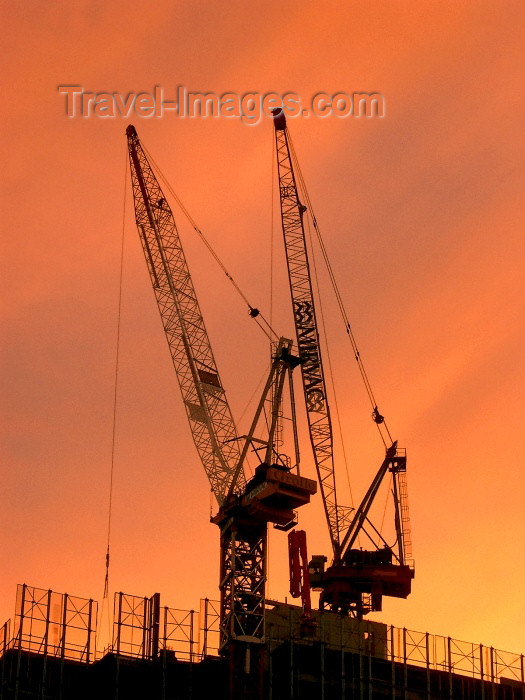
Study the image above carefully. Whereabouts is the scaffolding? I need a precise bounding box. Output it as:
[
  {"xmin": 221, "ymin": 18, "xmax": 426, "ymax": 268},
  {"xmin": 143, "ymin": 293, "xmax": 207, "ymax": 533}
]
[
  {"xmin": 0, "ymin": 584, "xmax": 523, "ymax": 699},
  {"xmin": 8, "ymin": 584, "xmax": 96, "ymax": 663},
  {"xmin": 109, "ymin": 592, "xmax": 220, "ymax": 662}
]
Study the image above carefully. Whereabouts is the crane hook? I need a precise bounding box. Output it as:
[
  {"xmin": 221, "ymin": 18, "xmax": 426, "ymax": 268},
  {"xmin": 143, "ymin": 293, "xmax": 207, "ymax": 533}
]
[{"xmin": 372, "ymin": 406, "xmax": 384, "ymax": 424}]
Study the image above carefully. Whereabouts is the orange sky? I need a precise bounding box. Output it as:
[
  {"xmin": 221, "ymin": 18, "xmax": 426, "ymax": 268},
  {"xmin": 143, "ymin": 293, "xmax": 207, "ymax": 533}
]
[{"xmin": 1, "ymin": 1, "xmax": 524, "ymax": 655}]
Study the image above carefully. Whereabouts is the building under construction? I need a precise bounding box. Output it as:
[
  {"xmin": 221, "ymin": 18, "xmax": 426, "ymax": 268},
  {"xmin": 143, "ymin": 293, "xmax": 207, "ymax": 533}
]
[{"xmin": 0, "ymin": 583, "xmax": 524, "ymax": 699}]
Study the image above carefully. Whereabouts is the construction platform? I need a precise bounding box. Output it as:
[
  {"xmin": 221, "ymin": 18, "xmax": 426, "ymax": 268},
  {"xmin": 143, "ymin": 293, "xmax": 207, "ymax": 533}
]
[{"xmin": 1, "ymin": 584, "xmax": 523, "ymax": 699}]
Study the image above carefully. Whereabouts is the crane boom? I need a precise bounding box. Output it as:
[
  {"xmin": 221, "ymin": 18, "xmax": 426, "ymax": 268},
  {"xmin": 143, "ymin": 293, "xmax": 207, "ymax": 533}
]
[
  {"xmin": 126, "ymin": 125, "xmax": 245, "ymax": 505},
  {"xmin": 273, "ymin": 110, "xmax": 340, "ymax": 558}
]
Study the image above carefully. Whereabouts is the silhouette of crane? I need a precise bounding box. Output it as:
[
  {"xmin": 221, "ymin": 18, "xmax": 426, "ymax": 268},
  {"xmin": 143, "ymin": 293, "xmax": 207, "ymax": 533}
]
[
  {"xmin": 126, "ymin": 124, "xmax": 316, "ymax": 699},
  {"xmin": 272, "ymin": 108, "xmax": 414, "ymax": 618}
]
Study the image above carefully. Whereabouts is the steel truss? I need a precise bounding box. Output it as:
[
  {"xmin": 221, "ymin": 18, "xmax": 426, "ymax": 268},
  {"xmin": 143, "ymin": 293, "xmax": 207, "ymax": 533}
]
[
  {"xmin": 112, "ymin": 591, "xmax": 160, "ymax": 659},
  {"xmin": 2, "ymin": 585, "xmax": 524, "ymax": 696},
  {"xmin": 126, "ymin": 125, "xmax": 245, "ymax": 505},
  {"xmin": 219, "ymin": 524, "xmax": 266, "ymax": 647},
  {"xmin": 273, "ymin": 118, "xmax": 340, "ymax": 557},
  {"xmin": 220, "ymin": 523, "xmax": 266, "ymax": 700}
]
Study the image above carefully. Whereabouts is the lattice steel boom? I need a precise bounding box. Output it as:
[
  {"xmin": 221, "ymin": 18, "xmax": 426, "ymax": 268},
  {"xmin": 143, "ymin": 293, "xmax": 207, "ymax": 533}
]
[
  {"xmin": 272, "ymin": 110, "xmax": 341, "ymax": 559},
  {"xmin": 126, "ymin": 125, "xmax": 245, "ymax": 505}
]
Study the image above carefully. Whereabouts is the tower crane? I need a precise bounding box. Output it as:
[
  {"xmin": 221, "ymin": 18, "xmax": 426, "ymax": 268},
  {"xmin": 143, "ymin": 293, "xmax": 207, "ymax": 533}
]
[
  {"xmin": 125, "ymin": 125, "xmax": 316, "ymax": 698},
  {"xmin": 272, "ymin": 109, "xmax": 414, "ymax": 617}
]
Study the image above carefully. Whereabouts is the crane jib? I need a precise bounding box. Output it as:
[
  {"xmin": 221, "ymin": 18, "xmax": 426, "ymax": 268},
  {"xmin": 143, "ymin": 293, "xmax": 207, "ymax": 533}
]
[
  {"xmin": 273, "ymin": 117, "xmax": 340, "ymax": 555},
  {"xmin": 126, "ymin": 125, "xmax": 245, "ymax": 504}
]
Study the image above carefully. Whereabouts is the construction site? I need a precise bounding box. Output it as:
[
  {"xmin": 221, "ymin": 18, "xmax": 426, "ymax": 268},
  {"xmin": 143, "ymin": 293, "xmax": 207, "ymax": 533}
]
[
  {"xmin": 1, "ymin": 582, "xmax": 524, "ymax": 699},
  {"xmin": 1, "ymin": 112, "xmax": 523, "ymax": 700}
]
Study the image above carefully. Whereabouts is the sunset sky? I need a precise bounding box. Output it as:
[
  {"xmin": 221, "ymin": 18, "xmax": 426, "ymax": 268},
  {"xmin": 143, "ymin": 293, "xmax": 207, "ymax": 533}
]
[{"xmin": 1, "ymin": 1, "xmax": 524, "ymax": 657}]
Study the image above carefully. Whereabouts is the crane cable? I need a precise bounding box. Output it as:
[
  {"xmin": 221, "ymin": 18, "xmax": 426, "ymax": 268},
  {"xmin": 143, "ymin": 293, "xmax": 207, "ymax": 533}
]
[
  {"xmin": 289, "ymin": 133, "xmax": 392, "ymax": 546},
  {"xmin": 141, "ymin": 144, "xmax": 279, "ymax": 343},
  {"xmin": 288, "ymin": 133, "xmax": 393, "ymax": 449},
  {"xmin": 104, "ymin": 157, "xmax": 126, "ymax": 598},
  {"xmin": 142, "ymin": 140, "xmax": 285, "ymax": 485},
  {"xmin": 304, "ymin": 212, "xmax": 355, "ymax": 510},
  {"xmin": 270, "ymin": 122, "xmax": 275, "ymax": 331},
  {"xmin": 97, "ymin": 149, "xmax": 128, "ymax": 654}
]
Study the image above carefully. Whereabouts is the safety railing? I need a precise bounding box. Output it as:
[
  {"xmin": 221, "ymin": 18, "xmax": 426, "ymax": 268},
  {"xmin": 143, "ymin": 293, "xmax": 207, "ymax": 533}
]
[
  {"xmin": 1, "ymin": 584, "xmax": 523, "ymax": 688},
  {"xmin": 3, "ymin": 584, "xmax": 97, "ymax": 663}
]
